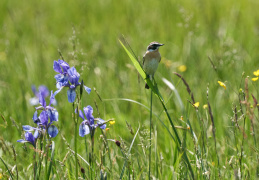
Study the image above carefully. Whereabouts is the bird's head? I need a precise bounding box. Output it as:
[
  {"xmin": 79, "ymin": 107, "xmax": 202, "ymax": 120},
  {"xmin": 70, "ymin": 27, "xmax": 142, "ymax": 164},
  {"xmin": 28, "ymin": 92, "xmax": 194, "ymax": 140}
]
[{"xmin": 147, "ymin": 42, "xmax": 164, "ymax": 51}]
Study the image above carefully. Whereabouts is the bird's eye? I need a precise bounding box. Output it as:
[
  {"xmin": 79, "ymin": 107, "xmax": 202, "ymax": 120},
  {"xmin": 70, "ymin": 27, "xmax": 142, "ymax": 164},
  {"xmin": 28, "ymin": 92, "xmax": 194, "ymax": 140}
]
[{"xmin": 149, "ymin": 45, "xmax": 156, "ymax": 50}]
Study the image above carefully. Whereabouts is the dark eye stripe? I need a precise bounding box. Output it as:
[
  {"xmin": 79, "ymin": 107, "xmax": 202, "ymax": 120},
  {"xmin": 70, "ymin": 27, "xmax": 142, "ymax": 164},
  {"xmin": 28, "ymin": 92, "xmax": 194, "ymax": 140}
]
[{"xmin": 148, "ymin": 45, "xmax": 157, "ymax": 50}]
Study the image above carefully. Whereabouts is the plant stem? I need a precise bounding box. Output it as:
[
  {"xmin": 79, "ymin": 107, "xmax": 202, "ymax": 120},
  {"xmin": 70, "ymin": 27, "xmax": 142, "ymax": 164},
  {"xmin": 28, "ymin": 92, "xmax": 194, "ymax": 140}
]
[
  {"xmin": 44, "ymin": 128, "xmax": 49, "ymax": 180},
  {"xmin": 90, "ymin": 131, "xmax": 95, "ymax": 180},
  {"xmin": 73, "ymin": 102, "xmax": 78, "ymax": 180},
  {"xmin": 149, "ymin": 88, "xmax": 153, "ymax": 179},
  {"xmin": 160, "ymin": 100, "xmax": 194, "ymax": 179}
]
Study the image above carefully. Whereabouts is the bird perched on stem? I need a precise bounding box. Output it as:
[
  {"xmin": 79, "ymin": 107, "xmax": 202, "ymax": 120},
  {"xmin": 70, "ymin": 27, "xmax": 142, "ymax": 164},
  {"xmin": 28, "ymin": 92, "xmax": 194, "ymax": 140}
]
[{"xmin": 143, "ymin": 42, "xmax": 164, "ymax": 89}]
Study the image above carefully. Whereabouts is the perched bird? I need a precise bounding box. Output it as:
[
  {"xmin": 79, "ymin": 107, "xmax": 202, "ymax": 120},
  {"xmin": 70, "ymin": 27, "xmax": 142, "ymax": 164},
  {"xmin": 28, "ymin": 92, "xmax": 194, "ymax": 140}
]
[{"xmin": 143, "ymin": 42, "xmax": 164, "ymax": 89}]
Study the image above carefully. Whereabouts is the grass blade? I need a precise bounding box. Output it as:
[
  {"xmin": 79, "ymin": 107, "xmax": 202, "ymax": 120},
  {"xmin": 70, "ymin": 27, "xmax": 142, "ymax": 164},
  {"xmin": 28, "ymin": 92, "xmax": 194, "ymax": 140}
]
[
  {"xmin": 0, "ymin": 157, "xmax": 14, "ymax": 180},
  {"xmin": 47, "ymin": 141, "xmax": 55, "ymax": 179},
  {"xmin": 119, "ymin": 125, "xmax": 140, "ymax": 179}
]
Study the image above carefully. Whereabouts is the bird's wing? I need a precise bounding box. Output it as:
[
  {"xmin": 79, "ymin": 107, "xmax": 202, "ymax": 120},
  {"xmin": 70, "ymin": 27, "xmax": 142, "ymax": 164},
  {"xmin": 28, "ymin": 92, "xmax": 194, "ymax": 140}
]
[{"xmin": 142, "ymin": 52, "xmax": 146, "ymax": 65}]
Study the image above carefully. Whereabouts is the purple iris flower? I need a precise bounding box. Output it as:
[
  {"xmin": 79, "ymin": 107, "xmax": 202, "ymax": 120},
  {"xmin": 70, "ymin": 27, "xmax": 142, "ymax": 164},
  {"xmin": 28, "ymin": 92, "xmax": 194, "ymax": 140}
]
[
  {"xmin": 17, "ymin": 125, "xmax": 40, "ymax": 147},
  {"xmin": 53, "ymin": 60, "xmax": 70, "ymax": 89},
  {"xmin": 32, "ymin": 91, "xmax": 59, "ymax": 138},
  {"xmin": 53, "ymin": 60, "xmax": 91, "ymax": 103},
  {"xmin": 30, "ymin": 85, "xmax": 52, "ymax": 106},
  {"xmin": 77, "ymin": 105, "xmax": 106, "ymax": 137}
]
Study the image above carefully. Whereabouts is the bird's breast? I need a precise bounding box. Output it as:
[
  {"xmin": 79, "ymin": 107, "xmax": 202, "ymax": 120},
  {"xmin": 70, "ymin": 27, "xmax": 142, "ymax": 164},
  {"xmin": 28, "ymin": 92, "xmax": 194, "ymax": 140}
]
[
  {"xmin": 143, "ymin": 51, "xmax": 161, "ymax": 76},
  {"xmin": 143, "ymin": 58, "xmax": 160, "ymax": 76}
]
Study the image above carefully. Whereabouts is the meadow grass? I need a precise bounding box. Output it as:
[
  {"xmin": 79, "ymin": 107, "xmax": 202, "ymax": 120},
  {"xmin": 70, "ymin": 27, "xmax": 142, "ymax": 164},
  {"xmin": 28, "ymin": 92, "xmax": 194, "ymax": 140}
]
[{"xmin": 1, "ymin": 0, "xmax": 259, "ymax": 179}]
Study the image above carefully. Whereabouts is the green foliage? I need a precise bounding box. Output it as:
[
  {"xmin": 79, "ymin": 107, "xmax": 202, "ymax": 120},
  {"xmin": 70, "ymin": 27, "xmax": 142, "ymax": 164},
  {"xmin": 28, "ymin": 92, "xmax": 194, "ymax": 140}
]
[{"xmin": 1, "ymin": 0, "xmax": 259, "ymax": 179}]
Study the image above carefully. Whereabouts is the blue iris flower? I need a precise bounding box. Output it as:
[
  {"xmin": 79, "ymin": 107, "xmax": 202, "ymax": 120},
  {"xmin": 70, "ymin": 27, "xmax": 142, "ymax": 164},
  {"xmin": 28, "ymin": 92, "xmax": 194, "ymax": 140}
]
[
  {"xmin": 32, "ymin": 91, "xmax": 59, "ymax": 138},
  {"xmin": 17, "ymin": 125, "xmax": 39, "ymax": 147},
  {"xmin": 77, "ymin": 105, "xmax": 106, "ymax": 137},
  {"xmin": 53, "ymin": 59, "xmax": 91, "ymax": 103},
  {"xmin": 30, "ymin": 85, "xmax": 57, "ymax": 106}
]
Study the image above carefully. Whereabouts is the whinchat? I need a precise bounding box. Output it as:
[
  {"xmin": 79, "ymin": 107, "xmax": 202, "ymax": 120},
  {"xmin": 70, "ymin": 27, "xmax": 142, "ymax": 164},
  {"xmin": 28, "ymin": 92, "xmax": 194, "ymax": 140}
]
[{"xmin": 143, "ymin": 42, "xmax": 164, "ymax": 89}]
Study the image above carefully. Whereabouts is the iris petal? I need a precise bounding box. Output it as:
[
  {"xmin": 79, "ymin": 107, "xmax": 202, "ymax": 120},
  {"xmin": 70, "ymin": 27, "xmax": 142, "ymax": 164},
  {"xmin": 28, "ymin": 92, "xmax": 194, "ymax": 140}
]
[
  {"xmin": 34, "ymin": 130, "xmax": 39, "ymax": 139},
  {"xmin": 48, "ymin": 125, "xmax": 59, "ymax": 138},
  {"xmin": 84, "ymin": 86, "xmax": 91, "ymax": 94},
  {"xmin": 67, "ymin": 88, "xmax": 76, "ymax": 103},
  {"xmin": 97, "ymin": 118, "xmax": 106, "ymax": 129},
  {"xmin": 17, "ymin": 139, "xmax": 28, "ymax": 143},
  {"xmin": 38, "ymin": 86, "xmax": 49, "ymax": 98},
  {"xmin": 25, "ymin": 132, "xmax": 35, "ymax": 146},
  {"xmin": 39, "ymin": 92, "xmax": 46, "ymax": 107},
  {"xmin": 58, "ymin": 59, "xmax": 70, "ymax": 73},
  {"xmin": 48, "ymin": 109, "xmax": 58, "ymax": 122},
  {"xmin": 39, "ymin": 111, "xmax": 48, "ymax": 126},
  {"xmin": 49, "ymin": 91, "xmax": 56, "ymax": 106},
  {"xmin": 68, "ymin": 67, "xmax": 80, "ymax": 87},
  {"xmin": 54, "ymin": 87, "xmax": 63, "ymax": 97},
  {"xmin": 23, "ymin": 125, "xmax": 34, "ymax": 131},
  {"xmin": 53, "ymin": 61, "xmax": 63, "ymax": 74},
  {"xmin": 79, "ymin": 110, "xmax": 85, "ymax": 120},
  {"xmin": 83, "ymin": 106, "xmax": 94, "ymax": 121},
  {"xmin": 54, "ymin": 74, "xmax": 64, "ymax": 82},
  {"xmin": 79, "ymin": 121, "xmax": 90, "ymax": 137},
  {"xmin": 75, "ymin": 108, "xmax": 85, "ymax": 120}
]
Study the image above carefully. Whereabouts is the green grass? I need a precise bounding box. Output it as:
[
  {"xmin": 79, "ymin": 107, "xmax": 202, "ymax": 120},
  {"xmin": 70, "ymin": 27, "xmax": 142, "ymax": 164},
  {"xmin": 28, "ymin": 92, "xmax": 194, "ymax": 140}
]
[{"xmin": 1, "ymin": 0, "xmax": 259, "ymax": 179}]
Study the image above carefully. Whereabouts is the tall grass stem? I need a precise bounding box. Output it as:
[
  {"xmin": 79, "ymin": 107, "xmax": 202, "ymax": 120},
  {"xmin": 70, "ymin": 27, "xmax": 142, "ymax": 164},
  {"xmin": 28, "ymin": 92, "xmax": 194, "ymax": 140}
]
[
  {"xmin": 73, "ymin": 102, "xmax": 78, "ymax": 180},
  {"xmin": 149, "ymin": 88, "xmax": 153, "ymax": 179}
]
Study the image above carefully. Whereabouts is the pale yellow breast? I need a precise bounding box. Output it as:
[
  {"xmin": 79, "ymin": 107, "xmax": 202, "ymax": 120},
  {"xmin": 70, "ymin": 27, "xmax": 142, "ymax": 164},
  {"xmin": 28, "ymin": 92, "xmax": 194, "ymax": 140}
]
[{"xmin": 143, "ymin": 50, "xmax": 161, "ymax": 76}]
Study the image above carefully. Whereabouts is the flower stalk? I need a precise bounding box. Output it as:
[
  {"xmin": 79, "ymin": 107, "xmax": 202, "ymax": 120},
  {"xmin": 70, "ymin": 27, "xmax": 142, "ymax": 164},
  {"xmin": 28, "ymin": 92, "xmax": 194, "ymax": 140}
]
[
  {"xmin": 149, "ymin": 88, "xmax": 153, "ymax": 179},
  {"xmin": 73, "ymin": 102, "xmax": 79, "ymax": 180}
]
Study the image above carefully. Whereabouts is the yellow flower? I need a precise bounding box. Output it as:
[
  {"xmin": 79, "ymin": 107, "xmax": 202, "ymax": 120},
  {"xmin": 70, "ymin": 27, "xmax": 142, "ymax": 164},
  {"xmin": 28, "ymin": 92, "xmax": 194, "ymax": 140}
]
[
  {"xmin": 109, "ymin": 120, "xmax": 115, "ymax": 125},
  {"xmin": 180, "ymin": 116, "xmax": 184, "ymax": 121},
  {"xmin": 218, "ymin": 81, "xmax": 226, "ymax": 90},
  {"xmin": 105, "ymin": 128, "xmax": 110, "ymax": 131},
  {"xmin": 161, "ymin": 58, "xmax": 172, "ymax": 68},
  {"xmin": 211, "ymin": 162, "xmax": 215, "ymax": 166},
  {"xmin": 178, "ymin": 65, "xmax": 187, "ymax": 72},
  {"xmin": 187, "ymin": 126, "xmax": 190, "ymax": 130},
  {"xmin": 253, "ymin": 70, "xmax": 259, "ymax": 76},
  {"xmin": 193, "ymin": 102, "xmax": 199, "ymax": 108},
  {"xmin": 252, "ymin": 77, "xmax": 258, "ymax": 81},
  {"xmin": 203, "ymin": 104, "xmax": 208, "ymax": 109},
  {"xmin": 0, "ymin": 173, "xmax": 2, "ymax": 179}
]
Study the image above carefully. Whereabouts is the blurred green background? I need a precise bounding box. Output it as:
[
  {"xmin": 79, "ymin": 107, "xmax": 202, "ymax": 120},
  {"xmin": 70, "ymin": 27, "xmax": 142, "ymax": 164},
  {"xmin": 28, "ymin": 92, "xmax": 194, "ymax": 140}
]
[{"xmin": 1, "ymin": 0, "xmax": 259, "ymax": 178}]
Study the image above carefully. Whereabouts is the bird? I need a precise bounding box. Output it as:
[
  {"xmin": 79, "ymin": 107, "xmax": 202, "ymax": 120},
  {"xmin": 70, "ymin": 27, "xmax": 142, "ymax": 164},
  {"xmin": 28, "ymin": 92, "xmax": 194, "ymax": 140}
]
[{"xmin": 143, "ymin": 42, "xmax": 164, "ymax": 89}]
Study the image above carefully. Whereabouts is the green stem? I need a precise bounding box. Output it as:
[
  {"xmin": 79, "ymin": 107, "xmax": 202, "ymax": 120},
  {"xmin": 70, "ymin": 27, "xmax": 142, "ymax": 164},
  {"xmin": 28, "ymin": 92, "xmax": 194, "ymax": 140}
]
[
  {"xmin": 160, "ymin": 100, "xmax": 194, "ymax": 179},
  {"xmin": 36, "ymin": 136, "xmax": 44, "ymax": 179},
  {"xmin": 0, "ymin": 157, "xmax": 14, "ymax": 180},
  {"xmin": 73, "ymin": 102, "xmax": 78, "ymax": 180},
  {"xmin": 45, "ymin": 127, "xmax": 49, "ymax": 180},
  {"xmin": 149, "ymin": 89, "xmax": 153, "ymax": 179},
  {"xmin": 90, "ymin": 131, "xmax": 95, "ymax": 180},
  {"xmin": 34, "ymin": 151, "xmax": 36, "ymax": 179}
]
